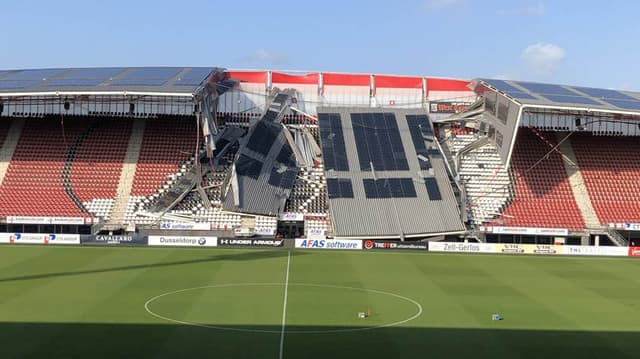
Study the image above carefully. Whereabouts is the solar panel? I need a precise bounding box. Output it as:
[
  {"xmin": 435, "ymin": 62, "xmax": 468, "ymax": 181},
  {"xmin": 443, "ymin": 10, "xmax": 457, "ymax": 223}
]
[
  {"xmin": 483, "ymin": 79, "xmax": 522, "ymax": 93},
  {"xmin": 326, "ymin": 178, "xmax": 354, "ymax": 199},
  {"xmin": 276, "ymin": 145, "xmax": 295, "ymax": 166},
  {"xmin": 363, "ymin": 178, "xmax": 416, "ymax": 198},
  {"xmin": 247, "ymin": 121, "xmax": 280, "ymax": 156},
  {"xmin": 0, "ymin": 81, "xmax": 38, "ymax": 89},
  {"xmin": 509, "ymin": 92, "xmax": 538, "ymax": 100},
  {"xmin": 268, "ymin": 167, "xmax": 297, "ymax": 188},
  {"xmin": 262, "ymin": 110, "xmax": 279, "ymax": 123},
  {"xmin": 235, "ymin": 155, "xmax": 263, "ymax": 179},
  {"xmin": 424, "ymin": 177, "xmax": 442, "ymax": 201},
  {"xmin": 543, "ymin": 94, "xmax": 601, "ymax": 106},
  {"xmin": 515, "ymin": 82, "xmax": 578, "ymax": 96},
  {"xmin": 44, "ymin": 68, "xmax": 125, "ymax": 86},
  {"xmin": 174, "ymin": 68, "xmax": 211, "ymax": 86},
  {"xmin": 573, "ymin": 86, "xmax": 639, "ymax": 101},
  {"xmin": 318, "ymin": 113, "xmax": 349, "ymax": 171},
  {"xmin": 406, "ymin": 115, "xmax": 432, "ymax": 170},
  {"xmin": 603, "ymin": 99, "xmax": 640, "ymax": 110},
  {"xmin": 351, "ymin": 112, "xmax": 409, "ymax": 171},
  {"xmin": 111, "ymin": 67, "xmax": 181, "ymax": 86},
  {"xmin": 110, "ymin": 79, "xmax": 169, "ymax": 86},
  {"xmin": 4, "ymin": 69, "xmax": 66, "ymax": 81}
]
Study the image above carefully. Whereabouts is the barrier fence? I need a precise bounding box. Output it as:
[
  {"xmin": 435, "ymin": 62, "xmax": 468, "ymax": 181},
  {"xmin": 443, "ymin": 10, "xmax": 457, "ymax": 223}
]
[{"xmin": 0, "ymin": 234, "xmax": 638, "ymax": 257}]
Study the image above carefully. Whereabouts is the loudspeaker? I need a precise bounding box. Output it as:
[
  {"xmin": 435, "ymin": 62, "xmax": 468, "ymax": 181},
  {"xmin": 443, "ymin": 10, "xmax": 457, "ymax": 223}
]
[
  {"xmin": 575, "ymin": 117, "xmax": 581, "ymax": 127},
  {"xmin": 0, "ymin": 103, "xmax": 3, "ymax": 115},
  {"xmin": 129, "ymin": 103, "xmax": 135, "ymax": 114},
  {"xmin": 64, "ymin": 101, "xmax": 70, "ymax": 111}
]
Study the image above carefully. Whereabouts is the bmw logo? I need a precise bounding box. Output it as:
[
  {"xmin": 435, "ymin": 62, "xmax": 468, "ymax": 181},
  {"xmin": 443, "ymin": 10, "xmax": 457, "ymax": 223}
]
[{"xmin": 198, "ymin": 238, "xmax": 207, "ymax": 246}]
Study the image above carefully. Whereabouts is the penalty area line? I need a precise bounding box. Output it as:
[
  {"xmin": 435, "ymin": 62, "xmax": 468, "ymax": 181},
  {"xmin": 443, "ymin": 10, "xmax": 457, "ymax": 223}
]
[{"xmin": 279, "ymin": 250, "xmax": 291, "ymax": 359}]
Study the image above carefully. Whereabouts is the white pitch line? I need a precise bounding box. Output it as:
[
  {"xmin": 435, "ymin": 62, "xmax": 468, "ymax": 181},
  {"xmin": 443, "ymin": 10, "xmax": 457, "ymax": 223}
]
[{"xmin": 279, "ymin": 250, "xmax": 291, "ymax": 359}]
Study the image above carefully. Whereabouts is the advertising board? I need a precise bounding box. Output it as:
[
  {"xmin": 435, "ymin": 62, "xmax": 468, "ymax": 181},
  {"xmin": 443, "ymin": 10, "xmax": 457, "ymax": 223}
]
[
  {"xmin": 563, "ymin": 245, "xmax": 628, "ymax": 257},
  {"xmin": 80, "ymin": 235, "xmax": 147, "ymax": 245},
  {"xmin": 492, "ymin": 226, "xmax": 568, "ymax": 236},
  {"xmin": 44, "ymin": 234, "xmax": 80, "ymax": 245},
  {"xmin": 148, "ymin": 236, "xmax": 217, "ymax": 247},
  {"xmin": 363, "ymin": 240, "xmax": 427, "ymax": 250},
  {"xmin": 496, "ymin": 243, "xmax": 562, "ymax": 255},
  {"xmin": 294, "ymin": 239, "xmax": 362, "ymax": 250},
  {"xmin": 159, "ymin": 222, "xmax": 211, "ymax": 231},
  {"xmin": 428, "ymin": 242, "xmax": 496, "ymax": 253},
  {"xmin": 218, "ymin": 238, "xmax": 283, "ymax": 247}
]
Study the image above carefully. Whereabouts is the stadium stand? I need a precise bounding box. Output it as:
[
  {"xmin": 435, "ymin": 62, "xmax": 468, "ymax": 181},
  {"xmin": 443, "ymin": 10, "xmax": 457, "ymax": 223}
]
[
  {"xmin": 492, "ymin": 127, "xmax": 585, "ymax": 230},
  {"xmin": 572, "ymin": 133, "xmax": 640, "ymax": 224},
  {"xmin": 130, "ymin": 116, "xmax": 197, "ymax": 197},
  {"xmin": 0, "ymin": 116, "xmax": 129, "ymax": 219}
]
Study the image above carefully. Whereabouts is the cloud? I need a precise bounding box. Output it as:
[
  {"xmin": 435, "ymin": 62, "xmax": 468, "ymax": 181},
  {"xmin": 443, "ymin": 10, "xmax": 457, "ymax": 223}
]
[
  {"xmin": 422, "ymin": 0, "xmax": 458, "ymax": 10},
  {"xmin": 498, "ymin": 3, "xmax": 545, "ymax": 16},
  {"xmin": 242, "ymin": 49, "xmax": 288, "ymax": 66},
  {"xmin": 521, "ymin": 43, "xmax": 566, "ymax": 77}
]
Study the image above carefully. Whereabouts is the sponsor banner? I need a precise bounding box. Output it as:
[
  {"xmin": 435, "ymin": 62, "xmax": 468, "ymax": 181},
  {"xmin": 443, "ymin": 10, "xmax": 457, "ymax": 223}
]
[
  {"xmin": 428, "ymin": 242, "xmax": 497, "ymax": 253},
  {"xmin": 628, "ymin": 247, "xmax": 640, "ymax": 257},
  {"xmin": 218, "ymin": 238, "xmax": 283, "ymax": 247},
  {"xmin": 295, "ymin": 239, "xmax": 362, "ymax": 250},
  {"xmin": 256, "ymin": 227, "xmax": 276, "ymax": 236},
  {"xmin": 148, "ymin": 236, "xmax": 217, "ymax": 247},
  {"xmin": 429, "ymin": 101, "xmax": 471, "ymax": 114},
  {"xmin": 623, "ymin": 223, "xmax": 640, "ymax": 231},
  {"xmin": 159, "ymin": 222, "xmax": 211, "ymax": 231},
  {"xmin": 496, "ymin": 243, "xmax": 562, "ymax": 255},
  {"xmin": 563, "ymin": 245, "xmax": 628, "ymax": 257},
  {"xmin": 0, "ymin": 233, "xmax": 47, "ymax": 244},
  {"xmin": 307, "ymin": 228, "xmax": 326, "ymax": 240},
  {"xmin": 6, "ymin": 216, "xmax": 87, "ymax": 225},
  {"xmin": 364, "ymin": 240, "xmax": 427, "ymax": 250},
  {"xmin": 81, "ymin": 235, "xmax": 147, "ymax": 245},
  {"xmin": 45, "ymin": 234, "xmax": 80, "ymax": 245},
  {"xmin": 492, "ymin": 226, "xmax": 568, "ymax": 236},
  {"xmin": 280, "ymin": 213, "xmax": 304, "ymax": 221}
]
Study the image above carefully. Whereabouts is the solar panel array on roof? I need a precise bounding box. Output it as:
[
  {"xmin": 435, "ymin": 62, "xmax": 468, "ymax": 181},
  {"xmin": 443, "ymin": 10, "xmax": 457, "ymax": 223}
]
[
  {"xmin": 326, "ymin": 178, "xmax": 354, "ymax": 199},
  {"xmin": 424, "ymin": 177, "xmax": 442, "ymax": 200},
  {"xmin": 45, "ymin": 68, "xmax": 125, "ymax": 87},
  {"xmin": 542, "ymin": 94, "xmax": 601, "ymax": 106},
  {"xmin": 174, "ymin": 68, "xmax": 211, "ymax": 86},
  {"xmin": 482, "ymin": 79, "xmax": 538, "ymax": 100},
  {"xmin": 267, "ymin": 167, "xmax": 297, "ymax": 188},
  {"xmin": 572, "ymin": 86, "xmax": 640, "ymax": 110},
  {"xmin": 0, "ymin": 69, "xmax": 66, "ymax": 89},
  {"xmin": 247, "ymin": 121, "xmax": 280, "ymax": 156},
  {"xmin": 111, "ymin": 67, "xmax": 181, "ymax": 86},
  {"xmin": 351, "ymin": 112, "xmax": 409, "ymax": 171},
  {"xmin": 515, "ymin": 82, "xmax": 576, "ymax": 96},
  {"xmin": 572, "ymin": 86, "xmax": 637, "ymax": 101},
  {"xmin": 235, "ymin": 155, "xmax": 263, "ymax": 179},
  {"xmin": 406, "ymin": 114, "xmax": 432, "ymax": 170},
  {"xmin": 318, "ymin": 113, "xmax": 349, "ymax": 171},
  {"xmin": 363, "ymin": 178, "xmax": 417, "ymax": 198}
]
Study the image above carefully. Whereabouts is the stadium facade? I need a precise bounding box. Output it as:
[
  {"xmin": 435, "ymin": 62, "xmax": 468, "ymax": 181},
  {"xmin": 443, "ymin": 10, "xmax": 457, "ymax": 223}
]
[{"xmin": 0, "ymin": 67, "xmax": 639, "ymax": 246}]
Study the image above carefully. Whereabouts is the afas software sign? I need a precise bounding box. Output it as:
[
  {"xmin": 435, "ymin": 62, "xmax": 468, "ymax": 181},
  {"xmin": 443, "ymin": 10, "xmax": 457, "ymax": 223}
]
[
  {"xmin": 295, "ymin": 239, "xmax": 362, "ymax": 250},
  {"xmin": 0, "ymin": 233, "xmax": 80, "ymax": 245},
  {"xmin": 148, "ymin": 236, "xmax": 217, "ymax": 247}
]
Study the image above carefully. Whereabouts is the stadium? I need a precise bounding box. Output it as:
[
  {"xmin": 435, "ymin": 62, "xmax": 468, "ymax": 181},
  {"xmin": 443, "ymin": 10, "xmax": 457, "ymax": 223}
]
[{"xmin": 1, "ymin": 67, "xmax": 640, "ymax": 358}]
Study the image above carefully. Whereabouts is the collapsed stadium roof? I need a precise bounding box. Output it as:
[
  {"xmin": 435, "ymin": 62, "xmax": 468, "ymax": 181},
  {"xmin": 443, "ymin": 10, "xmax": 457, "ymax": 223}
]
[{"xmin": 317, "ymin": 107, "xmax": 466, "ymax": 239}]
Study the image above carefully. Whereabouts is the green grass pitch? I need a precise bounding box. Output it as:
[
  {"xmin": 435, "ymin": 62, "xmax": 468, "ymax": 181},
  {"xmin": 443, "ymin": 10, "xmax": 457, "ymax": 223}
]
[{"xmin": 1, "ymin": 245, "xmax": 640, "ymax": 358}]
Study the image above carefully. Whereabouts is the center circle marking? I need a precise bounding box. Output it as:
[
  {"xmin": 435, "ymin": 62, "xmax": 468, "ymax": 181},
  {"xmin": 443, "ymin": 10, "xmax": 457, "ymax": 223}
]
[{"xmin": 144, "ymin": 283, "xmax": 423, "ymax": 334}]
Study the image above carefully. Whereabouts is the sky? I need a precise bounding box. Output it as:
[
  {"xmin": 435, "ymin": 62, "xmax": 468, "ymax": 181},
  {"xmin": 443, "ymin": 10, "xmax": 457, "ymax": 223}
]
[{"xmin": 1, "ymin": 0, "xmax": 638, "ymax": 89}]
